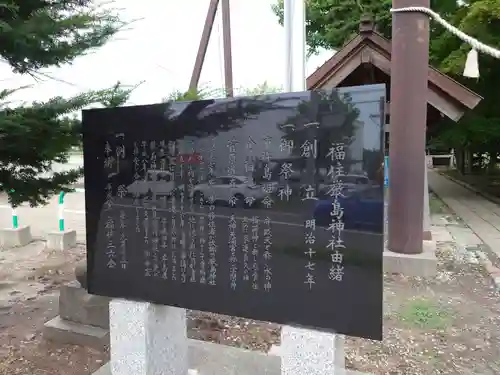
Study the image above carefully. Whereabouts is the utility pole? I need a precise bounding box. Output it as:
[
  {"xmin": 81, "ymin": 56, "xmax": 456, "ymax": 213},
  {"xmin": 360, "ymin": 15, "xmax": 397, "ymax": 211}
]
[
  {"xmin": 189, "ymin": 0, "xmax": 219, "ymax": 92},
  {"xmin": 189, "ymin": 0, "xmax": 234, "ymax": 97}
]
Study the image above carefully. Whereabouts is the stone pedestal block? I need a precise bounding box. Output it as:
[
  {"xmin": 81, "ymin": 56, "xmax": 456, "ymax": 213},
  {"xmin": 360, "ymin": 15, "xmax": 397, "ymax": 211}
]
[
  {"xmin": 75, "ymin": 260, "xmax": 88, "ymax": 289},
  {"xmin": 59, "ymin": 281, "xmax": 109, "ymax": 328},
  {"xmin": 44, "ymin": 281, "xmax": 110, "ymax": 349},
  {"xmin": 281, "ymin": 326, "xmax": 345, "ymax": 375},
  {"xmin": 0, "ymin": 226, "xmax": 32, "ymax": 248},
  {"xmin": 44, "ymin": 316, "xmax": 109, "ymax": 350},
  {"xmin": 92, "ymin": 339, "xmax": 371, "ymax": 375},
  {"xmin": 383, "ymin": 240, "xmax": 437, "ymax": 277},
  {"xmin": 46, "ymin": 230, "xmax": 77, "ymax": 251},
  {"xmin": 110, "ymin": 300, "xmax": 188, "ymax": 375}
]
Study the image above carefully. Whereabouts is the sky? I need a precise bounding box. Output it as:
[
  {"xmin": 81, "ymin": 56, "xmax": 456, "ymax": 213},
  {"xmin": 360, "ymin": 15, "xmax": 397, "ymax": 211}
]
[{"xmin": 1, "ymin": 0, "xmax": 334, "ymax": 106}]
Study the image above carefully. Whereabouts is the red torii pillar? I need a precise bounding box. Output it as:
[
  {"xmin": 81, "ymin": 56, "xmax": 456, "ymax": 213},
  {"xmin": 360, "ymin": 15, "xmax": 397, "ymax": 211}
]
[{"xmin": 388, "ymin": 0, "xmax": 430, "ymax": 254}]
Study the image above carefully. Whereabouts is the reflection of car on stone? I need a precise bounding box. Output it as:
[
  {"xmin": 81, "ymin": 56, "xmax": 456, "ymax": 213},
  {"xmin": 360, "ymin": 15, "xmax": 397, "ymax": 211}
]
[
  {"xmin": 319, "ymin": 174, "xmax": 371, "ymax": 196},
  {"xmin": 313, "ymin": 186, "xmax": 384, "ymax": 232},
  {"xmin": 339, "ymin": 174, "xmax": 370, "ymax": 191},
  {"xmin": 253, "ymin": 156, "xmax": 307, "ymax": 198},
  {"xmin": 126, "ymin": 170, "xmax": 175, "ymax": 199},
  {"xmin": 190, "ymin": 176, "xmax": 267, "ymax": 208}
]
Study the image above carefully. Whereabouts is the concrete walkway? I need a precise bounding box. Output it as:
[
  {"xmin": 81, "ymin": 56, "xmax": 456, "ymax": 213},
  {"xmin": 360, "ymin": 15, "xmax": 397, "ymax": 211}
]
[{"xmin": 428, "ymin": 170, "xmax": 500, "ymax": 258}]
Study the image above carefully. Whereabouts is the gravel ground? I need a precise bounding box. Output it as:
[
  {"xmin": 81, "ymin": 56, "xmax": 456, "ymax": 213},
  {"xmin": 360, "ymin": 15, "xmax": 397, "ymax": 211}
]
[
  {"xmin": 188, "ymin": 239, "xmax": 500, "ymax": 375},
  {"xmin": 1, "ymin": 215, "xmax": 499, "ymax": 374}
]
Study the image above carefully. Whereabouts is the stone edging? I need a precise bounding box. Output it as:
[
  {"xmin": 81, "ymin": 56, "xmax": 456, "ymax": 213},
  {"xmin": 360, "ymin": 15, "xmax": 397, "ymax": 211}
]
[
  {"xmin": 437, "ymin": 171, "xmax": 500, "ymax": 291},
  {"xmin": 438, "ymin": 171, "xmax": 500, "ymax": 206},
  {"xmin": 476, "ymin": 251, "xmax": 500, "ymax": 292}
]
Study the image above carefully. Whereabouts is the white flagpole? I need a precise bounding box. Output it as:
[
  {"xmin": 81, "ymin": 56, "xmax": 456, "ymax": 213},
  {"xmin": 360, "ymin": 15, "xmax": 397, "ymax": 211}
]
[
  {"xmin": 281, "ymin": 1, "xmax": 346, "ymax": 375},
  {"xmin": 284, "ymin": 0, "xmax": 306, "ymax": 92},
  {"xmin": 284, "ymin": 0, "xmax": 293, "ymax": 91}
]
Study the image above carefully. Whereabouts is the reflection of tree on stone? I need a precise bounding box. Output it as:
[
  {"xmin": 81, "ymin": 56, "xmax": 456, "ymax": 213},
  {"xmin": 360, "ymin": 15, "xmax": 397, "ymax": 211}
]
[
  {"xmin": 276, "ymin": 89, "xmax": 360, "ymax": 192},
  {"xmin": 166, "ymin": 95, "xmax": 293, "ymax": 138},
  {"xmin": 363, "ymin": 148, "xmax": 384, "ymax": 184},
  {"xmin": 162, "ymin": 94, "xmax": 296, "ymax": 199}
]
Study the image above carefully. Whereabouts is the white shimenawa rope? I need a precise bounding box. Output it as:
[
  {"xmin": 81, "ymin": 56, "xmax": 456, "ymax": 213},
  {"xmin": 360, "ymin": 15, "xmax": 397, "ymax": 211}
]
[{"xmin": 390, "ymin": 6, "xmax": 500, "ymax": 78}]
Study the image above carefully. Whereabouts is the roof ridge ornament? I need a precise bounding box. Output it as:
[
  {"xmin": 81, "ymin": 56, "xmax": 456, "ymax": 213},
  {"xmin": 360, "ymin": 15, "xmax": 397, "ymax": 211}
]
[{"xmin": 359, "ymin": 13, "xmax": 375, "ymax": 34}]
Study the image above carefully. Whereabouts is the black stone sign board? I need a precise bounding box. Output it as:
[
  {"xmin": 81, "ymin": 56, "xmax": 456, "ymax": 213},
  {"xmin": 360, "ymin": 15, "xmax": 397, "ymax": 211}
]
[{"xmin": 83, "ymin": 84, "xmax": 386, "ymax": 341}]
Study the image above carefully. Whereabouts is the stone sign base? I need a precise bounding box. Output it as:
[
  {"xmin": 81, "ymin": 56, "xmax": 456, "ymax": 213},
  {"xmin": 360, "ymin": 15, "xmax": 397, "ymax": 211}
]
[
  {"xmin": 92, "ymin": 339, "xmax": 370, "ymax": 375},
  {"xmin": 46, "ymin": 230, "xmax": 77, "ymax": 251},
  {"xmin": 383, "ymin": 240, "xmax": 437, "ymax": 277},
  {"xmin": 44, "ymin": 316, "xmax": 108, "ymax": 349},
  {"xmin": 0, "ymin": 226, "xmax": 32, "ymax": 248},
  {"xmin": 43, "ymin": 281, "xmax": 110, "ymax": 350}
]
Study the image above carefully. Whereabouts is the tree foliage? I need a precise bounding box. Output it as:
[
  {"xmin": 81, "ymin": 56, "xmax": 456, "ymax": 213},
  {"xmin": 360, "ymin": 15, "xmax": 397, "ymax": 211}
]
[
  {"xmin": 161, "ymin": 83, "xmax": 286, "ymax": 140},
  {"xmin": 0, "ymin": 0, "xmax": 125, "ymax": 74},
  {"xmin": 0, "ymin": 0, "xmax": 130, "ymax": 207},
  {"xmin": 164, "ymin": 81, "xmax": 283, "ymax": 103},
  {"xmin": 272, "ymin": 0, "xmax": 462, "ymax": 56},
  {"xmin": 278, "ymin": 90, "xmax": 359, "ymax": 166},
  {"xmin": 428, "ymin": 0, "xmax": 500, "ymax": 164},
  {"xmin": 272, "ymin": 0, "xmax": 500, "ymax": 173},
  {"xmin": 1, "ymin": 82, "xmax": 137, "ymax": 208},
  {"xmin": 272, "ymin": 0, "xmax": 392, "ymax": 54}
]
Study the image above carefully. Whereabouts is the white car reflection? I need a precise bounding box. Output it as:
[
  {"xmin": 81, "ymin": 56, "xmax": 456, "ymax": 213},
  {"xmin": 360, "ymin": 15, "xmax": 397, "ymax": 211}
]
[
  {"xmin": 126, "ymin": 170, "xmax": 175, "ymax": 199},
  {"xmin": 319, "ymin": 174, "xmax": 371, "ymax": 195},
  {"xmin": 190, "ymin": 176, "xmax": 266, "ymax": 208}
]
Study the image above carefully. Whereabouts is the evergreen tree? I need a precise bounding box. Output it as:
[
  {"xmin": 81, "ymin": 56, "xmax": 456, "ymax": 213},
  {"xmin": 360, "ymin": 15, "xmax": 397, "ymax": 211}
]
[{"xmin": 0, "ymin": 0, "xmax": 130, "ymax": 207}]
